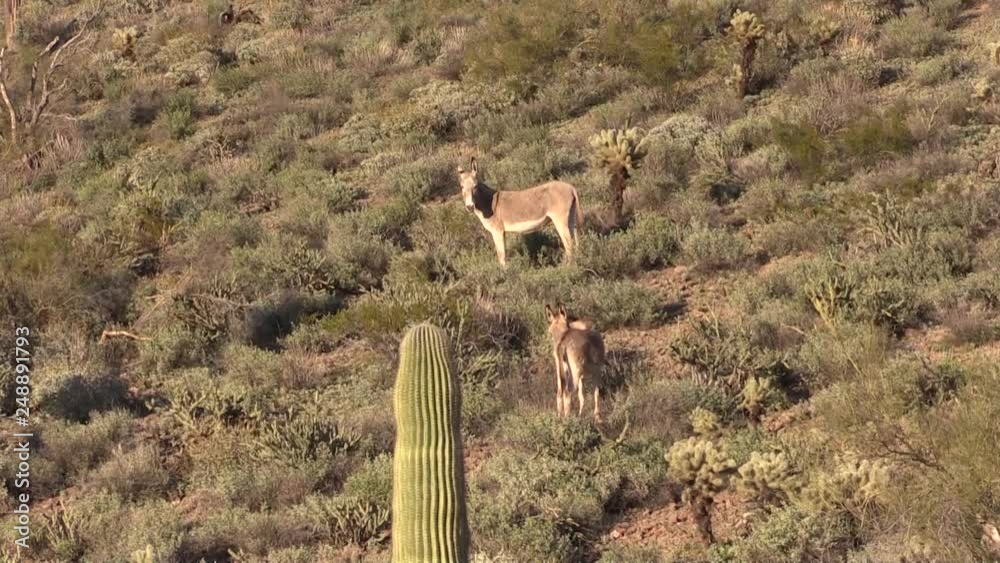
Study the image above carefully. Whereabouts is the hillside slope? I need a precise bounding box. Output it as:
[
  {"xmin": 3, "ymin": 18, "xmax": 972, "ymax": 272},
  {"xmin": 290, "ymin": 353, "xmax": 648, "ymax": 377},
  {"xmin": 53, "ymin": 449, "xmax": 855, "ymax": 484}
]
[{"xmin": 1, "ymin": 0, "xmax": 999, "ymax": 561}]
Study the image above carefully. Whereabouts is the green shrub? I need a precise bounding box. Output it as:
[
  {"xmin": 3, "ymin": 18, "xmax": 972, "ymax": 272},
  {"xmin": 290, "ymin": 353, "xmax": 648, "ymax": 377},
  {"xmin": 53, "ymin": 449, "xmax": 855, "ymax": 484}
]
[
  {"xmin": 86, "ymin": 445, "xmax": 171, "ymax": 501},
  {"xmin": 770, "ymin": 118, "xmax": 827, "ymax": 181},
  {"xmin": 213, "ymin": 66, "xmax": 259, "ymax": 96},
  {"xmin": 577, "ymin": 214, "xmax": 682, "ymax": 277},
  {"xmin": 464, "ymin": 0, "xmax": 585, "ymax": 82},
  {"xmin": 294, "ymin": 494, "xmax": 390, "ymax": 548},
  {"xmin": 679, "ymin": 225, "xmax": 752, "ymax": 272},
  {"xmin": 34, "ymin": 411, "xmax": 132, "ymax": 495},
  {"xmin": 282, "ymin": 68, "xmax": 327, "ymax": 99},
  {"xmin": 500, "ymin": 412, "xmax": 601, "ymax": 461},
  {"xmin": 670, "ymin": 315, "xmax": 788, "ymax": 391},
  {"xmin": 839, "ymin": 106, "xmax": 915, "ymax": 164},
  {"xmin": 160, "ymin": 90, "xmax": 196, "ymax": 140},
  {"xmin": 880, "ymin": 13, "xmax": 949, "ymax": 58},
  {"xmin": 610, "ymin": 377, "xmax": 737, "ymax": 445}
]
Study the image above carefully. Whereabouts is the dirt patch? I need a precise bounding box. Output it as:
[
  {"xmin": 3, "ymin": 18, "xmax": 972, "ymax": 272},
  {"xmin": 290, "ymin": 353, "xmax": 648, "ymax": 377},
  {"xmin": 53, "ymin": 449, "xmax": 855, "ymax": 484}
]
[{"xmin": 600, "ymin": 487, "xmax": 748, "ymax": 555}]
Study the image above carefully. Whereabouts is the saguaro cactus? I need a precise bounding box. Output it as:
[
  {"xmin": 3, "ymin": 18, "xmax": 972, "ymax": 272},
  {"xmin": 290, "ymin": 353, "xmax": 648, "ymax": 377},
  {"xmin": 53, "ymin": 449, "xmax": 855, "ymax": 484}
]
[
  {"xmin": 392, "ymin": 324, "xmax": 470, "ymax": 563},
  {"xmin": 590, "ymin": 124, "xmax": 647, "ymax": 227}
]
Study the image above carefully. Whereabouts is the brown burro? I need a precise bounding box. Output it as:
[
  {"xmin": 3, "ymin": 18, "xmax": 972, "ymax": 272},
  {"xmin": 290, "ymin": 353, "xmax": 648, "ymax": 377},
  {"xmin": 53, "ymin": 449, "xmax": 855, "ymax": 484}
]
[
  {"xmin": 457, "ymin": 157, "xmax": 583, "ymax": 266},
  {"xmin": 545, "ymin": 304, "xmax": 606, "ymax": 421}
]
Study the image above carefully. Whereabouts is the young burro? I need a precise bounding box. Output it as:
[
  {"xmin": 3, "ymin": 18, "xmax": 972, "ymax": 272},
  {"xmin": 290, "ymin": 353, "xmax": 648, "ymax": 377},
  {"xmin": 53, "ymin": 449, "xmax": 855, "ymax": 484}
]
[
  {"xmin": 545, "ymin": 304, "xmax": 607, "ymax": 421},
  {"xmin": 457, "ymin": 157, "xmax": 583, "ymax": 266}
]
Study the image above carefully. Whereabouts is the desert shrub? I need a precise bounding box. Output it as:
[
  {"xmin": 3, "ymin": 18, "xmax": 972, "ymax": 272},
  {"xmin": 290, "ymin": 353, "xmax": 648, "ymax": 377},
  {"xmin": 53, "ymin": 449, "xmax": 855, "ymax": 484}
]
[
  {"xmin": 193, "ymin": 505, "xmax": 312, "ymax": 556},
  {"xmin": 252, "ymin": 409, "xmax": 359, "ymax": 465},
  {"xmin": 880, "ymin": 13, "xmax": 948, "ymax": 58},
  {"xmin": 33, "ymin": 411, "xmax": 132, "ymax": 495},
  {"xmin": 271, "ymin": 0, "xmax": 312, "ymax": 30},
  {"xmin": 199, "ymin": 455, "xmax": 327, "ymax": 510},
  {"xmin": 591, "ymin": 9, "xmax": 712, "ymax": 89},
  {"xmin": 86, "ymin": 444, "xmax": 171, "ymax": 500},
  {"xmin": 912, "ymin": 52, "xmax": 968, "ymax": 86},
  {"xmin": 282, "ymin": 68, "xmax": 327, "ymax": 99},
  {"xmin": 670, "ymin": 315, "xmax": 788, "ymax": 392},
  {"xmin": 159, "ymin": 90, "xmax": 196, "ymax": 139},
  {"xmin": 678, "ymin": 225, "xmax": 752, "ymax": 271},
  {"xmin": 500, "ymin": 412, "xmax": 601, "ymax": 461},
  {"xmin": 838, "ymin": 105, "xmax": 915, "ymax": 164},
  {"xmin": 464, "ymin": 0, "xmax": 585, "ymax": 84},
  {"xmin": 294, "ymin": 494, "xmax": 390, "ymax": 548},
  {"xmin": 922, "ymin": 0, "xmax": 973, "ymax": 29},
  {"xmin": 53, "ymin": 494, "xmax": 187, "ymax": 563},
  {"xmin": 577, "ymin": 214, "xmax": 682, "ymax": 277},
  {"xmin": 609, "ymin": 378, "xmax": 737, "ymax": 445},
  {"xmin": 770, "ymin": 118, "xmax": 827, "ymax": 181},
  {"xmin": 381, "ymin": 154, "xmax": 455, "ymax": 201},
  {"xmin": 213, "ymin": 65, "xmax": 259, "ymax": 96},
  {"xmin": 733, "ymin": 505, "xmax": 852, "ymax": 562},
  {"xmin": 470, "ymin": 451, "xmax": 595, "ymax": 562},
  {"xmin": 569, "ymin": 279, "xmax": 661, "ymax": 329}
]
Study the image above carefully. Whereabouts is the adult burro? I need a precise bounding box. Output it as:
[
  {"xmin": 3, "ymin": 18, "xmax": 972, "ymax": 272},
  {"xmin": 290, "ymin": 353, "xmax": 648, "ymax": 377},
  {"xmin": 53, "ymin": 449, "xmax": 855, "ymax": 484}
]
[
  {"xmin": 545, "ymin": 304, "xmax": 607, "ymax": 422},
  {"xmin": 457, "ymin": 157, "xmax": 582, "ymax": 266}
]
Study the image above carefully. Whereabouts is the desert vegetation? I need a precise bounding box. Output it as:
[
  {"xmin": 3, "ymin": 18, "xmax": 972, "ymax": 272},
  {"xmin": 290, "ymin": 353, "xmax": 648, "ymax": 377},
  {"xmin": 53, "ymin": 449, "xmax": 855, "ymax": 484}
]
[{"xmin": 1, "ymin": 0, "xmax": 999, "ymax": 561}]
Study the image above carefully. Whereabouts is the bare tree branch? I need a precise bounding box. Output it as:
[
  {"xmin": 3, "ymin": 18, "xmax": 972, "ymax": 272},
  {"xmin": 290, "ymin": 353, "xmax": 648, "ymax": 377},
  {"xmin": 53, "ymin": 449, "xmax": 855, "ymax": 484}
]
[{"xmin": 0, "ymin": 46, "xmax": 17, "ymax": 144}]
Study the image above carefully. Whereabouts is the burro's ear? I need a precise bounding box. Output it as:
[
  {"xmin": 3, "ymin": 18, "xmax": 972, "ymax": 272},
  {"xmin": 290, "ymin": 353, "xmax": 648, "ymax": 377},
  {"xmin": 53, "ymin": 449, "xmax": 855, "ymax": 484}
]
[
  {"xmin": 558, "ymin": 304, "xmax": 567, "ymax": 317},
  {"xmin": 544, "ymin": 304, "xmax": 554, "ymax": 321},
  {"xmin": 470, "ymin": 157, "xmax": 479, "ymax": 175}
]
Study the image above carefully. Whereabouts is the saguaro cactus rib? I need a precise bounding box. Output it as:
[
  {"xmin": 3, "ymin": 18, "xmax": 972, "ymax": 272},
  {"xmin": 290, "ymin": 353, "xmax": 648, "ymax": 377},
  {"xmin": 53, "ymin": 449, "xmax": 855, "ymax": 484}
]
[{"xmin": 392, "ymin": 324, "xmax": 470, "ymax": 563}]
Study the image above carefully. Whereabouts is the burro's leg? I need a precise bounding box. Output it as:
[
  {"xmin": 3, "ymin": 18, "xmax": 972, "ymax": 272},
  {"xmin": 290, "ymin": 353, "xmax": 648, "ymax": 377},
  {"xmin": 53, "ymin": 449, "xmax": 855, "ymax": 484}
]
[
  {"xmin": 593, "ymin": 387, "xmax": 602, "ymax": 423},
  {"xmin": 551, "ymin": 216, "xmax": 574, "ymax": 262},
  {"xmin": 553, "ymin": 350, "xmax": 564, "ymax": 416},
  {"xmin": 490, "ymin": 229, "xmax": 506, "ymax": 266}
]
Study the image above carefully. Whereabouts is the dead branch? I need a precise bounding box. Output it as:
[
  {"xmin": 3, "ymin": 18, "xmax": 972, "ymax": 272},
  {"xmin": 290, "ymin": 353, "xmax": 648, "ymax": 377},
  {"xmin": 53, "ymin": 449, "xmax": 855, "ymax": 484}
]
[
  {"xmin": 0, "ymin": 7, "xmax": 100, "ymax": 150},
  {"xmin": 99, "ymin": 329, "xmax": 150, "ymax": 344}
]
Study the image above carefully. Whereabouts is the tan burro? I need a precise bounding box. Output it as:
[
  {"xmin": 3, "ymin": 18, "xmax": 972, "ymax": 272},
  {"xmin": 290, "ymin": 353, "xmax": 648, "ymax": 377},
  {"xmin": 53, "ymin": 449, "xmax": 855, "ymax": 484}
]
[{"xmin": 457, "ymin": 157, "xmax": 583, "ymax": 266}]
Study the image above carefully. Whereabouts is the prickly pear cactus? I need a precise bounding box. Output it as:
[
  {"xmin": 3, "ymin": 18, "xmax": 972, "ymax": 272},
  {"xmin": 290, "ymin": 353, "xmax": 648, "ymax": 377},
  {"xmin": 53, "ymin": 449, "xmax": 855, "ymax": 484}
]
[
  {"xmin": 690, "ymin": 407, "xmax": 722, "ymax": 437},
  {"xmin": 589, "ymin": 126, "xmax": 647, "ymax": 175},
  {"xmin": 736, "ymin": 451, "xmax": 800, "ymax": 506},
  {"xmin": 392, "ymin": 324, "xmax": 470, "ymax": 563},
  {"xmin": 666, "ymin": 437, "xmax": 735, "ymax": 501}
]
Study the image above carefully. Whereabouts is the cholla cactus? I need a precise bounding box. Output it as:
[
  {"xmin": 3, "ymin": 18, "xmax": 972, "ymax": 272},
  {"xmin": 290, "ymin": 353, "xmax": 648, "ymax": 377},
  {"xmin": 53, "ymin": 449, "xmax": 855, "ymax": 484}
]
[
  {"xmin": 392, "ymin": 324, "xmax": 470, "ymax": 563},
  {"xmin": 666, "ymin": 437, "xmax": 736, "ymax": 543},
  {"xmin": 740, "ymin": 377, "xmax": 775, "ymax": 424},
  {"xmin": 690, "ymin": 407, "xmax": 722, "ymax": 436},
  {"xmin": 728, "ymin": 10, "xmax": 765, "ymax": 97},
  {"xmin": 112, "ymin": 27, "xmax": 140, "ymax": 58},
  {"xmin": 800, "ymin": 457, "xmax": 889, "ymax": 518},
  {"xmin": 736, "ymin": 451, "xmax": 801, "ymax": 507},
  {"xmin": 808, "ymin": 17, "xmax": 841, "ymax": 54},
  {"xmin": 590, "ymin": 125, "xmax": 647, "ymax": 226}
]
